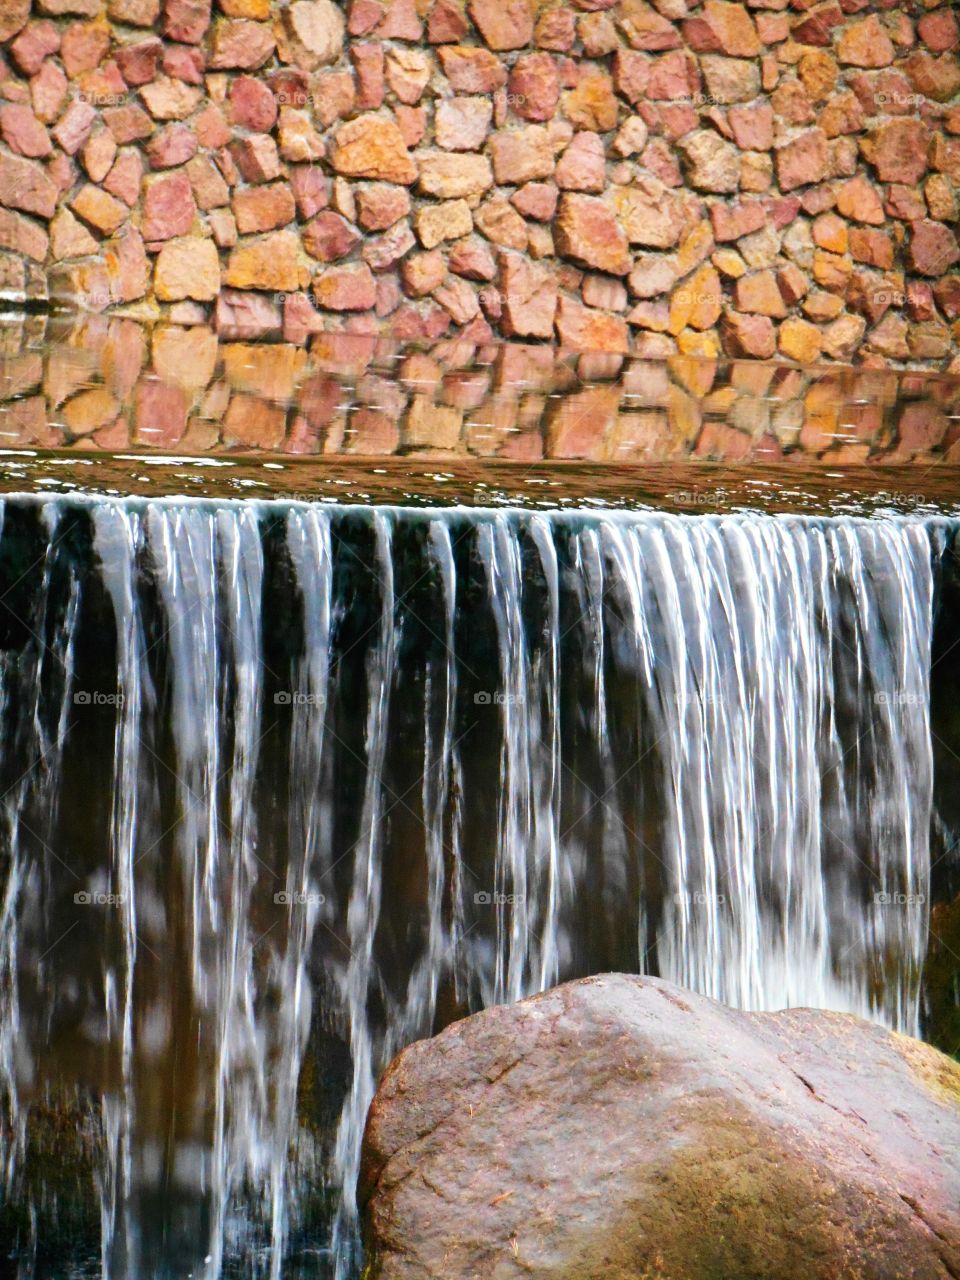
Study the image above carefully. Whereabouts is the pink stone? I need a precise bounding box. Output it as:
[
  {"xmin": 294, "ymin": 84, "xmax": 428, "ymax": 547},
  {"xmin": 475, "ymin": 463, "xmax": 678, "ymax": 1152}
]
[
  {"xmin": 448, "ymin": 236, "xmax": 497, "ymax": 281},
  {"xmin": 394, "ymin": 105, "xmax": 425, "ymax": 148},
  {"xmin": 10, "ymin": 21, "xmax": 60, "ymax": 75},
  {"xmin": 375, "ymin": 0, "xmax": 422, "ymax": 41},
  {"xmin": 351, "ymin": 42, "xmax": 384, "ymax": 109},
  {"xmin": 313, "ymin": 263, "xmax": 378, "ymax": 311},
  {"xmin": 146, "ymin": 122, "xmax": 197, "ymax": 167},
  {"xmin": 437, "ymin": 44, "xmax": 507, "ymax": 93},
  {"xmin": 682, "ymin": 0, "xmax": 761, "ymax": 56},
  {"xmin": 356, "ymin": 183, "xmax": 410, "ymax": 230},
  {"xmin": 774, "ymin": 128, "xmax": 828, "ymax": 191},
  {"xmin": 863, "ymin": 118, "xmax": 930, "ymax": 185},
  {"xmin": 508, "ymin": 52, "xmax": 560, "ymax": 121},
  {"xmin": 303, "ymin": 210, "xmax": 361, "ymax": 261},
  {"xmin": 102, "ymin": 105, "xmax": 156, "ymax": 144},
  {"xmin": 30, "ymin": 61, "xmax": 69, "ymax": 124},
  {"xmin": 115, "ymin": 37, "xmax": 162, "ymax": 85},
  {"xmin": 134, "ymin": 380, "xmax": 189, "ymax": 449},
  {"xmin": 209, "ymin": 19, "xmax": 276, "ymax": 69},
  {"xmin": 468, "ymin": 0, "xmax": 533, "ymax": 51},
  {"xmin": 0, "ymin": 207, "xmax": 48, "ymax": 262},
  {"xmin": 709, "ymin": 199, "xmax": 767, "ymax": 241},
  {"xmin": 230, "ymin": 134, "xmax": 282, "ymax": 183},
  {"xmin": 60, "ymin": 21, "xmax": 110, "ymax": 78},
  {"xmin": 917, "ymin": 9, "xmax": 958, "ymax": 54},
  {"xmin": 142, "ymin": 170, "xmax": 196, "ymax": 240},
  {"xmin": 104, "ymin": 148, "xmax": 143, "ymax": 205},
  {"xmin": 427, "ymin": 0, "xmax": 467, "ymax": 43},
  {"xmin": 52, "ymin": 99, "xmax": 97, "ymax": 156},
  {"xmin": 229, "ymin": 74, "xmax": 278, "ymax": 131},
  {"xmin": 721, "ymin": 312, "xmax": 776, "ymax": 358},
  {"xmin": 907, "ymin": 220, "xmax": 960, "ymax": 276},
  {"xmin": 215, "ymin": 287, "xmax": 282, "ymax": 339},
  {"xmin": 233, "ymin": 183, "xmax": 296, "ymax": 234},
  {"xmin": 162, "ymin": 43, "xmax": 205, "ymax": 84},
  {"xmin": 348, "ymin": 0, "xmax": 382, "ymax": 36},
  {"xmin": 728, "ymin": 103, "xmax": 774, "ymax": 151},
  {"xmin": 646, "ymin": 49, "xmax": 700, "ymax": 101},
  {"xmin": 0, "ymin": 104, "xmax": 51, "ymax": 157},
  {"xmin": 195, "ymin": 102, "xmax": 230, "ymax": 148},
  {"xmin": 555, "ymin": 131, "xmax": 606, "ymax": 192},
  {"xmin": 612, "ymin": 49, "xmax": 649, "ymax": 104},
  {"xmin": 511, "ymin": 181, "xmax": 558, "ymax": 221},
  {"xmin": 555, "ymin": 193, "xmax": 631, "ymax": 275},
  {"xmin": 291, "ymin": 165, "xmax": 329, "ymax": 218},
  {"xmin": 163, "ymin": 0, "xmax": 211, "ymax": 43},
  {"xmin": 498, "ymin": 249, "xmax": 557, "ymax": 338},
  {"xmin": 434, "ymin": 96, "xmax": 493, "ymax": 151},
  {"xmin": 535, "ymin": 8, "xmax": 575, "ymax": 52},
  {"xmin": 0, "ymin": 152, "xmax": 58, "ymax": 218},
  {"xmin": 363, "ymin": 220, "xmax": 416, "ymax": 270}
]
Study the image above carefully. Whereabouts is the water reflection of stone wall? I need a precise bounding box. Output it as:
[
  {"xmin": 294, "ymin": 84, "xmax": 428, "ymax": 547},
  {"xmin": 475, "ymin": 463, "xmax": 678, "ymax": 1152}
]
[
  {"xmin": 3, "ymin": 316, "xmax": 960, "ymax": 461},
  {"xmin": 0, "ymin": 0, "xmax": 958, "ymax": 366}
]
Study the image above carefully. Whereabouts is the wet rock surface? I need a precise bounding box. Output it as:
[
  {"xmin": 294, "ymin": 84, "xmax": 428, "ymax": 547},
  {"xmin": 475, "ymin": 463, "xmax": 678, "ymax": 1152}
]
[{"xmin": 361, "ymin": 973, "xmax": 960, "ymax": 1280}]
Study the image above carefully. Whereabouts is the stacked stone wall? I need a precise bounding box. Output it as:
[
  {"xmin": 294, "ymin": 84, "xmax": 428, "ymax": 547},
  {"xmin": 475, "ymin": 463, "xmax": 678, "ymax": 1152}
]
[{"xmin": 0, "ymin": 0, "xmax": 958, "ymax": 366}]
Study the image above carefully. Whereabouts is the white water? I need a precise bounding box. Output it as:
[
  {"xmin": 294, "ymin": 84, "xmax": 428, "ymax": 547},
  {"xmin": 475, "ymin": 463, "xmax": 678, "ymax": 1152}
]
[{"xmin": 0, "ymin": 497, "xmax": 950, "ymax": 1279}]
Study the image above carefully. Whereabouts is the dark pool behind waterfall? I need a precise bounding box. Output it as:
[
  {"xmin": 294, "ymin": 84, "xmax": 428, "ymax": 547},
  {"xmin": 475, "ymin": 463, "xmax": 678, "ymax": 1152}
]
[{"xmin": 0, "ymin": 495, "xmax": 958, "ymax": 1279}]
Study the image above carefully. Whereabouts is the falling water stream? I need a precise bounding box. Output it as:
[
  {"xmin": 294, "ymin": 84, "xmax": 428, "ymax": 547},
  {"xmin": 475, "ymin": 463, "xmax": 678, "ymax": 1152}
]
[{"xmin": 0, "ymin": 494, "xmax": 953, "ymax": 1279}]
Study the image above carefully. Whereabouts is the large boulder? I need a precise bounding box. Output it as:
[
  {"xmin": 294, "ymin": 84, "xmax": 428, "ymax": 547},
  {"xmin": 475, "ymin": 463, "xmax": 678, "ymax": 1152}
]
[{"xmin": 361, "ymin": 974, "xmax": 960, "ymax": 1280}]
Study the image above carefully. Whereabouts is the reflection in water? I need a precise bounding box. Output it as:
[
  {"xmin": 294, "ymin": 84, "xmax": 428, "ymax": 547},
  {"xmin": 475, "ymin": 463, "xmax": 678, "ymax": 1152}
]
[{"xmin": 0, "ymin": 496, "xmax": 953, "ymax": 1277}]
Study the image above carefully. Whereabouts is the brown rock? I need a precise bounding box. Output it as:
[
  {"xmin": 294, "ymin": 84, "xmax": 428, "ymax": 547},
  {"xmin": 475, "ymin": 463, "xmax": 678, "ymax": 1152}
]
[
  {"xmin": 849, "ymin": 227, "xmax": 893, "ymax": 270},
  {"xmin": 33, "ymin": 64, "xmax": 71, "ymax": 127},
  {"xmin": 50, "ymin": 207, "xmax": 98, "ymax": 259},
  {"xmin": 837, "ymin": 15, "xmax": 895, "ymax": 67},
  {"xmin": 710, "ymin": 199, "xmax": 766, "ymax": 243},
  {"xmin": 734, "ymin": 269, "xmax": 787, "ymax": 318},
  {"xmin": 448, "ymin": 236, "xmax": 496, "ymax": 281},
  {"xmin": 216, "ymin": 288, "xmax": 282, "ymax": 339},
  {"xmin": 775, "ymin": 129, "xmax": 829, "ymax": 192},
  {"xmin": 155, "ymin": 235, "xmax": 220, "ymax": 300},
  {"xmin": 835, "ymin": 175, "xmax": 884, "ymax": 226},
  {"xmin": 0, "ymin": 0, "xmax": 30, "ymax": 40},
  {"xmin": 700, "ymin": 54, "xmax": 759, "ymax": 103},
  {"xmin": 437, "ymin": 44, "xmax": 507, "ymax": 94},
  {"xmin": 209, "ymin": 19, "xmax": 276, "ymax": 69},
  {"xmin": 291, "ymin": 166, "xmax": 329, "ymax": 218},
  {"xmin": 415, "ymin": 199, "xmax": 472, "ymax": 249},
  {"xmin": 313, "ymin": 262, "xmax": 377, "ymax": 311},
  {"xmin": 233, "ymin": 183, "xmax": 297, "ymax": 235},
  {"xmin": 140, "ymin": 76, "xmax": 203, "ymax": 120},
  {"xmin": 468, "ymin": 0, "xmax": 533, "ymax": 51},
  {"xmin": 555, "ymin": 193, "xmax": 630, "ymax": 275},
  {"xmin": 902, "ymin": 51, "xmax": 960, "ymax": 104},
  {"xmin": 678, "ymin": 130, "xmax": 740, "ymax": 193},
  {"xmin": 71, "ymin": 184, "xmax": 128, "ymax": 235},
  {"xmin": 330, "ymin": 113, "xmax": 417, "ymax": 185},
  {"xmin": 417, "ymin": 151, "xmax": 493, "ymax": 199},
  {"xmin": 143, "ymin": 171, "xmax": 196, "ymax": 240},
  {"xmin": 907, "ymin": 221, "xmax": 960, "ymax": 277},
  {"xmin": 401, "ymin": 249, "xmax": 446, "ymax": 297},
  {"xmin": 614, "ymin": 182, "xmax": 686, "ymax": 248},
  {"xmin": 435, "ymin": 97, "xmax": 493, "ymax": 152},
  {"xmin": 474, "ymin": 195, "xmax": 528, "ymax": 251},
  {"xmin": 60, "ymin": 21, "xmax": 110, "ymax": 78},
  {"xmin": 223, "ymin": 393, "xmax": 286, "ymax": 449},
  {"xmin": 861, "ymin": 119, "xmax": 930, "ymax": 185},
  {"xmin": 489, "ymin": 126, "xmax": 555, "ymax": 185},
  {"xmin": 511, "ymin": 182, "xmax": 557, "ymax": 222},
  {"xmin": 363, "ymin": 220, "xmax": 416, "ymax": 270},
  {"xmin": 225, "ymin": 230, "xmax": 300, "ymax": 290},
  {"xmin": 562, "ymin": 71, "xmax": 619, "ymax": 132},
  {"xmin": 102, "ymin": 106, "xmax": 155, "ymax": 145},
  {"xmin": 683, "ymin": 0, "xmax": 761, "ymax": 57},
  {"xmin": 727, "ymin": 104, "xmax": 774, "ymax": 152},
  {"xmin": 556, "ymin": 294, "xmax": 628, "ymax": 351},
  {"xmin": 427, "ymin": 0, "xmax": 467, "ymax": 44}
]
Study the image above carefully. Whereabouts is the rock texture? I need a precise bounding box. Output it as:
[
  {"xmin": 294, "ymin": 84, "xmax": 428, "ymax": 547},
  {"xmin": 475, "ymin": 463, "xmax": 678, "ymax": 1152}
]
[
  {"xmin": 0, "ymin": 0, "xmax": 957, "ymax": 366},
  {"xmin": 361, "ymin": 974, "xmax": 960, "ymax": 1280}
]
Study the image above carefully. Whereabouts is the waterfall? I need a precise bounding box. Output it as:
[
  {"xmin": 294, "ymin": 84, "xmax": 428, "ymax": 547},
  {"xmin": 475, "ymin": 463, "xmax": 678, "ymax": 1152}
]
[{"xmin": 0, "ymin": 495, "xmax": 951, "ymax": 1279}]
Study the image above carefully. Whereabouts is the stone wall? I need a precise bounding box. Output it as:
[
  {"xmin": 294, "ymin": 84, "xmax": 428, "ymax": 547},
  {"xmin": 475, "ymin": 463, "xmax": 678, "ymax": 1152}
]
[{"xmin": 0, "ymin": 0, "xmax": 958, "ymax": 368}]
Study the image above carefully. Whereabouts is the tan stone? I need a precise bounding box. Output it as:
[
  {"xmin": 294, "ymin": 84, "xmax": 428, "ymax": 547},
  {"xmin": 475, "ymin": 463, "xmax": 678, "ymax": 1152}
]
[
  {"xmin": 155, "ymin": 236, "xmax": 221, "ymax": 301},
  {"xmin": 417, "ymin": 151, "xmax": 494, "ymax": 199},
  {"xmin": 330, "ymin": 113, "xmax": 417, "ymax": 185},
  {"xmin": 555, "ymin": 193, "xmax": 631, "ymax": 275},
  {"xmin": 415, "ymin": 200, "xmax": 472, "ymax": 249},
  {"xmin": 225, "ymin": 230, "xmax": 300, "ymax": 291},
  {"xmin": 71, "ymin": 184, "xmax": 128, "ymax": 235}
]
